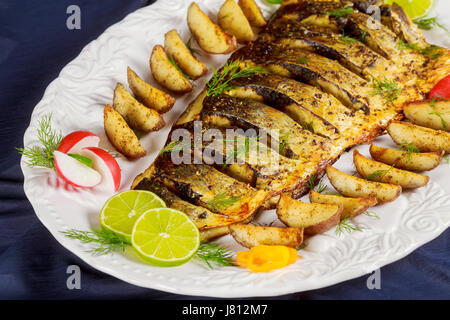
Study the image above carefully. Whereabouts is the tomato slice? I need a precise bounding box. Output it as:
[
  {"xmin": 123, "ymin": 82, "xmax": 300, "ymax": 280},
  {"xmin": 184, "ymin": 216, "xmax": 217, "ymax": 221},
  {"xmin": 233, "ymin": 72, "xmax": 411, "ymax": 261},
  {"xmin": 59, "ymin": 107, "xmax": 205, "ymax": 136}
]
[{"xmin": 429, "ymin": 75, "xmax": 450, "ymax": 100}]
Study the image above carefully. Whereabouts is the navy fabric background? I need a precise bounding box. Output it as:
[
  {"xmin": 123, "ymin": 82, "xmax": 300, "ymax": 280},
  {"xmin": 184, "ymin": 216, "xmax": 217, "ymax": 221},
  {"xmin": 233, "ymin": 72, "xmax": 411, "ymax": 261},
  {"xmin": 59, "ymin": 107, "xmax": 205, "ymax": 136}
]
[{"xmin": 0, "ymin": 0, "xmax": 448, "ymax": 299}]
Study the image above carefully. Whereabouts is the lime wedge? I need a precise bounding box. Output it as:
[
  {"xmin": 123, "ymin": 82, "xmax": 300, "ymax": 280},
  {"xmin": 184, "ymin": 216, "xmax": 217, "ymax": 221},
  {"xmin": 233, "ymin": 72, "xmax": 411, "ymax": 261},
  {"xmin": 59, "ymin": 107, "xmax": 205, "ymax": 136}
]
[
  {"xmin": 384, "ymin": 0, "xmax": 434, "ymax": 20},
  {"xmin": 131, "ymin": 208, "xmax": 200, "ymax": 267},
  {"xmin": 100, "ymin": 190, "xmax": 166, "ymax": 243}
]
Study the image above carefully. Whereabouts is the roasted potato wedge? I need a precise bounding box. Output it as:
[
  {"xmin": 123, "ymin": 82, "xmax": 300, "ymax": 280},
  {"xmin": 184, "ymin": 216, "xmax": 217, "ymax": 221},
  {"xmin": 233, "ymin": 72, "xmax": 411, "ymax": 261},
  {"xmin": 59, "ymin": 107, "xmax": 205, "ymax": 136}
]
[
  {"xmin": 354, "ymin": 150, "xmax": 429, "ymax": 189},
  {"xmin": 104, "ymin": 104, "xmax": 146, "ymax": 158},
  {"xmin": 219, "ymin": 0, "xmax": 254, "ymax": 43},
  {"xmin": 309, "ymin": 190, "xmax": 377, "ymax": 219},
  {"xmin": 187, "ymin": 2, "xmax": 237, "ymax": 54},
  {"xmin": 150, "ymin": 45, "xmax": 193, "ymax": 94},
  {"xmin": 404, "ymin": 99, "xmax": 450, "ymax": 131},
  {"xmin": 113, "ymin": 83, "xmax": 165, "ymax": 132},
  {"xmin": 326, "ymin": 165, "xmax": 402, "ymax": 203},
  {"xmin": 238, "ymin": 0, "xmax": 266, "ymax": 27},
  {"xmin": 200, "ymin": 227, "xmax": 229, "ymax": 241},
  {"xmin": 164, "ymin": 29, "xmax": 207, "ymax": 79},
  {"xmin": 387, "ymin": 121, "xmax": 450, "ymax": 153},
  {"xmin": 370, "ymin": 144, "xmax": 442, "ymax": 172},
  {"xmin": 277, "ymin": 194, "xmax": 342, "ymax": 235},
  {"xmin": 175, "ymin": 89, "xmax": 207, "ymax": 125},
  {"xmin": 127, "ymin": 67, "xmax": 174, "ymax": 114},
  {"xmin": 229, "ymin": 224, "xmax": 303, "ymax": 248}
]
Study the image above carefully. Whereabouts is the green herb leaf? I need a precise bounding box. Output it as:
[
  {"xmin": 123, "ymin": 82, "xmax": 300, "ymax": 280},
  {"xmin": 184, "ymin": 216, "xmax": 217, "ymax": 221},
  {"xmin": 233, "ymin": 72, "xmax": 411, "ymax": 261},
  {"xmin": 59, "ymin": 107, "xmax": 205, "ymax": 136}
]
[
  {"xmin": 297, "ymin": 57, "xmax": 309, "ymax": 65},
  {"xmin": 195, "ymin": 241, "xmax": 234, "ymax": 269},
  {"xmin": 61, "ymin": 228, "xmax": 128, "ymax": 255},
  {"xmin": 160, "ymin": 140, "xmax": 191, "ymax": 155},
  {"xmin": 372, "ymin": 78, "xmax": 402, "ymax": 103},
  {"xmin": 68, "ymin": 154, "xmax": 93, "ymax": 167},
  {"xmin": 297, "ymin": 242, "xmax": 308, "ymax": 251},
  {"xmin": 16, "ymin": 114, "xmax": 63, "ymax": 169},
  {"xmin": 414, "ymin": 16, "xmax": 448, "ymax": 33},
  {"xmin": 328, "ymin": 7, "xmax": 353, "ymax": 19},
  {"xmin": 399, "ymin": 142, "xmax": 420, "ymax": 162},
  {"xmin": 336, "ymin": 213, "xmax": 363, "ymax": 236},
  {"xmin": 308, "ymin": 174, "xmax": 327, "ymax": 193},
  {"xmin": 364, "ymin": 210, "xmax": 380, "ymax": 219},
  {"xmin": 429, "ymin": 98, "xmax": 447, "ymax": 130},
  {"xmin": 186, "ymin": 36, "xmax": 202, "ymax": 57},
  {"xmin": 207, "ymin": 192, "xmax": 242, "ymax": 213},
  {"xmin": 168, "ymin": 55, "xmax": 192, "ymax": 79},
  {"xmin": 365, "ymin": 165, "xmax": 394, "ymax": 182},
  {"xmin": 398, "ymin": 39, "xmax": 443, "ymax": 59},
  {"xmin": 265, "ymin": 0, "xmax": 284, "ymax": 4}
]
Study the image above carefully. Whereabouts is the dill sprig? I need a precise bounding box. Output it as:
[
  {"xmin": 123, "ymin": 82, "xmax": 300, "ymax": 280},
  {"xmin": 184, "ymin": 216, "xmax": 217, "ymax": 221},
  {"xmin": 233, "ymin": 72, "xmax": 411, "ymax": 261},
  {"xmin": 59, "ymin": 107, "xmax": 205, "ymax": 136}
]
[
  {"xmin": 207, "ymin": 192, "xmax": 242, "ymax": 212},
  {"xmin": 399, "ymin": 142, "xmax": 420, "ymax": 162},
  {"xmin": 222, "ymin": 135, "xmax": 262, "ymax": 167},
  {"xmin": 398, "ymin": 39, "xmax": 442, "ymax": 59},
  {"xmin": 279, "ymin": 131, "xmax": 290, "ymax": 154},
  {"xmin": 308, "ymin": 175, "xmax": 327, "ymax": 193},
  {"xmin": 297, "ymin": 57, "xmax": 309, "ymax": 65},
  {"xmin": 168, "ymin": 55, "xmax": 191, "ymax": 79},
  {"xmin": 364, "ymin": 210, "xmax": 380, "ymax": 219},
  {"xmin": 61, "ymin": 228, "xmax": 128, "ymax": 256},
  {"xmin": 265, "ymin": 0, "xmax": 284, "ymax": 4},
  {"xmin": 372, "ymin": 78, "xmax": 402, "ymax": 103},
  {"xmin": 186, "ymin": 36, "xmax": 202, "ymax": 57},
  {"xmin": 195, "ymin": 241, "xmax": 234, "ymax": 269},
  {"xmin": 340, "ymin": 30, "xmax": 359, "ymax": 43},
  {"xmin": 365, "ymin": 164, "xmax": 395, "ymax": 182},
  {"xmin": 414, "ymin": 16, "xmax": 448, "ymax": 33},
  {"xmin": 301, "ymin": 121, "xmax": 314, "ymax": 133},
  {"xmin": 328, "ymin": 7, "xmax": 353, "ymax": 19},
  {"xmin": 429, "ymin": 98, "xmax": 447, "ymax": 130},
  {"xmin": 297, "ymin": 242, "xmax": 308, "ymax": 251},
  {"xmin": 443, "ymin": 154, "xmax": 449, "ymax": 164},
  {"xmin": 160, "ymin": 140, "xmax": 191, "ymax": 155},
  {"xmin": 16, "ymin": 114, "xmax": 63, "ymax": 169},
  {"xmin": 360, "ymin": 30, "xmax": 368, "ymax": 42},
  {"xmin": 335, "ymin": 213, "xmax": 363, "ymax": 236},
  {"xmin": 206, "ymin": 59, "xmax": 269, "ymax": 96}
]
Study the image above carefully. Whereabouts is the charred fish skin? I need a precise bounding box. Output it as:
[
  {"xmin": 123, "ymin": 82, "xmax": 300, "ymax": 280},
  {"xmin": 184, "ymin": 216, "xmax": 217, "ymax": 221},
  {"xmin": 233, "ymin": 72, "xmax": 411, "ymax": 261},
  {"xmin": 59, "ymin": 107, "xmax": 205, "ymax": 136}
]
[
  {"xmin": 232, "ymin": 41, "xmax": 372, "ymax": 114},
  {"xmin": 201, "ymin": 94, "xmax": 333, "ymax": 162}
]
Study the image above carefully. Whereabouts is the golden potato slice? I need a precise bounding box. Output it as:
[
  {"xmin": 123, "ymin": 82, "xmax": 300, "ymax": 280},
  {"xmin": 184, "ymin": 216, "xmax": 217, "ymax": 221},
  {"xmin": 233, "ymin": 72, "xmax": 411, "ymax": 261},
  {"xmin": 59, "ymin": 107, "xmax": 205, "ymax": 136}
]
[
  {"xmin": 150, "ymin": 45, "xmax": 193, "ymax": 94},
  {"xmin": 404, "ymin": 99, "xmax": 450, "ymax": 131},
  {"xmin": 164, "ymin": 30, "xmax": 207, "ymax": 79},
  {"xmin": 309, "ymin": 190, "xmax": 377, "ymax": 219},
  {"xmin": 113, "ymin": 83, "xmax": 165, "ymax": 132},
  {"xmin": 353, "ymin": 150, "xmax": 429, "ymax": 189},
  {"xmin": 387, "ymin": 121, "xmax": 450, "ymax": 153},
  {"xmin": 104, "ymin": 104, "xmax": 146, "ymax": 158},
  {"xmin": 200, "ymin": 227, "xmax": 229, "ymax": 241},
  {"xmin": 127, "ymin": 67, "xmax": 174, "ymax": 114},
  {"xmin": 187, "ymin": 2, "xmax": 237, "ymax": 54},
  {"xmin": 277, "ymin": 194, "xmax": 342, "ymax": 235},
  {"xmin": 326, "ymin": 165, "xmax": 402, "ymax": 203},
  {"xmin": 229, "ymin": 224, "xmax": 303, "ymax": 248},
  {"xmin": 175, "ymin": 89, "xmax": 207, "ymax": 125},
  {"xmin": 238, "ymin": 0, "xmax": 267, "ymax": 27},
  {"xmin": 219, "ymin": 0, "xmax": 255, "ymax": 43},
  {"xmin": 370, "ymin": 144, "xmax": 442, "ymax": 172}
]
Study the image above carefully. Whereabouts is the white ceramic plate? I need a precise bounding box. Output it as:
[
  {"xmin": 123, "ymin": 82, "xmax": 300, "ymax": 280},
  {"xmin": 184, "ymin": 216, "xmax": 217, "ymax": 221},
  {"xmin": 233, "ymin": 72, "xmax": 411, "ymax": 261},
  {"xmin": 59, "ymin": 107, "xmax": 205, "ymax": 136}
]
[{"xmin": 21, "ymin": 0, "xmax": 450, "ymax": 297}]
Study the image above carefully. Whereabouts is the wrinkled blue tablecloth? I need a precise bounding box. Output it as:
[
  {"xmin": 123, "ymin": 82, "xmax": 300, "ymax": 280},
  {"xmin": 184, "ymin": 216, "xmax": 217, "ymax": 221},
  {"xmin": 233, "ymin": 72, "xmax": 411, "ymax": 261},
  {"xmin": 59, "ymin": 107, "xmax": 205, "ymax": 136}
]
[{"xmin": 0, "ymin": 0, "xmax": 448, "ymax": 300}]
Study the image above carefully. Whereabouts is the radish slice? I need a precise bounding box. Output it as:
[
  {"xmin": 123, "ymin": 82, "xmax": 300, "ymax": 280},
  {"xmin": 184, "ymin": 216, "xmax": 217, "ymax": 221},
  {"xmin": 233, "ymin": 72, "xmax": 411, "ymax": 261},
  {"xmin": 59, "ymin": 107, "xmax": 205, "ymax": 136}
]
[
  {"xmin": 57, "ymin": 131, "xmax": 100, "ymax": 154},
  {"xmin": 53, "ymin": 151, "xmax": 102, "ymax": 188},
  {"xmin": 81, "ymin": 147, "xmax": 121, "ymax": 192}
]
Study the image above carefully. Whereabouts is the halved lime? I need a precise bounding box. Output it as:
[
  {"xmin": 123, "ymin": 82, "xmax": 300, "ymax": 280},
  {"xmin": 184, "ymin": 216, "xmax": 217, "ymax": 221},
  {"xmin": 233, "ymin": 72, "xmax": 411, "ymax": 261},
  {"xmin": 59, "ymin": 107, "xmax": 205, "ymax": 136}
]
[
  {"xmin": 100, "ymin": 190, "xmax": 166, "ymax": 243},
  {"xmin": 384, "ymin": 0, "xmax": 434, "ymax": 20},
  {"xmin": 131, "ymin": 208, "xmax": 200, "ymax": 267}
]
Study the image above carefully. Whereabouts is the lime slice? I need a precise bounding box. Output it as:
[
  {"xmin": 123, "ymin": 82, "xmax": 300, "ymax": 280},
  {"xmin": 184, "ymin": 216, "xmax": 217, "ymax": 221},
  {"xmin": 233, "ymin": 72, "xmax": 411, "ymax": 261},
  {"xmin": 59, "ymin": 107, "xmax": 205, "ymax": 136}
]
[
  {"xmin": 100, "ymin": 190, "xmax": 166, "ymax": 242},
  {"xmin": 131, "ymin": 208, "xmax": 200, "ymax": 267},
  {"xmin": 384, "ymin": 0, "xmax": 434, "ymax": 20}
]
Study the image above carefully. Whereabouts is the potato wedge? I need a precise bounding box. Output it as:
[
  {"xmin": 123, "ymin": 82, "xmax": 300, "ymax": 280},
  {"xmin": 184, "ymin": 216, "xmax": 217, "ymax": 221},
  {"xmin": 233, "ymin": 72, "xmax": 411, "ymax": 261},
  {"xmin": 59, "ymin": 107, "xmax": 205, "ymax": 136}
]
[
  {"xmin": 277, "ymin": 194, "xmax": 342, "ymax": 235},
  {"xmin": 200, "ymin": 227, "xmax": 229, "ymax": 241},
  {"xmin": 354, "ymin": 150, "xmax": 429, "ymax": 189},
  {"xmin": 229, "ymin": 224, "xmax": 303, "ymax": 248},
  {"xmin": 127, "ymin": 67, "xmax": 174, "ymax": 114},
  {"xmin": 164, "ymin": 30, "xmax": 207, "ymax": 79},
  {"xmin": 387, "ymin": 121, "xmax": 450, "ymax": 153},
  {"xmin": 326, "ymin": 165, "xmax": 402, "ymax": 203},
  {"xmin": 175, "ymin": 89, "xmax": 207, "ymax": 125},
  {"xmin": 219, "ymin": 0, "xmax": 254, "ymax": 43},
  {"xmin": 404, "ymin": 99, "xmax": 450, "ymax": 131},
  {"xmin": 370, "ymin": 144, "xmax": 442, "ymax": 172},
  {"xmin": 104, "ymin": 104, "xmax": 146, "ymax": 158},
  {"xmin": 187, "ymin": 2, "xmax": 237, "ymax": 54},
  {"xmin": 150, "ymin": 45, "xmax": 193, "ymax": 94},
  {"xmin": 113, "ymin": 83, "xmax": 165, "ymax": 132},
  {"xmin": 309, "ymin": 190, "xmax": 377, "ymax": 219},
  {"xmin": 238, "ymin": 0, "xmax": 267, "ymax": 27}
]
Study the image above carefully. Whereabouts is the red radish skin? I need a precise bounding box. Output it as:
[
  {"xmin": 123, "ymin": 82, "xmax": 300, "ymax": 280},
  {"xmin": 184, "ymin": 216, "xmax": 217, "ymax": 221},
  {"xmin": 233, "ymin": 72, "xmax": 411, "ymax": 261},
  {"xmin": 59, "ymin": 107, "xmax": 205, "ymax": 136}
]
[
  {"xmin": 53, "ymin": 151, "xmax": 102, "ymax": 188},
  {"xmin": 81, "ymin": 147, "xmax": 121, "ymax": 192},
  {"xmin": 429, "ymin": 75, "xmax": 450, "ymax": 100},
  {"xmin": 57, "ymin": 131, "xmax": 100, "ymax": 154}
]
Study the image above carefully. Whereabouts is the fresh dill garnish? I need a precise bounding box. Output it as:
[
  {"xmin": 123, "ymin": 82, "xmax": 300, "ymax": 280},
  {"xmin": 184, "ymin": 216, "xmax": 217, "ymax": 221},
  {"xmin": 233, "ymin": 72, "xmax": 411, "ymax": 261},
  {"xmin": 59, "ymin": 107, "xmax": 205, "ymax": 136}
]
[
  {"xmin": 297, "ymin": 57, "xmax": 309, "ymax": 65},
  {"xmin": 360, "ymin": 30, "xmax": 368, "ymax": 42},
  {"xmin": 308, "ymin": 174, "xmax": 327, "ymax": 193},
  {"xmin": 429, "ymin": 98, "xmax": 447, "ymax": 130},
  {"xmin": 301, "ymin": 121, "xmax": 314, "ymax": 133},
  {"xmin": 195, "ymin": 241, "xmax": 234, "ymax": 269},
  {"xmin": 364, "ymin": 210, "xmax": 380, "ymax": 219},
  {"xmin": 186, "ymin": 36, "xmax": 202, "ymax": 57},
  {"xmin": 160, "ymin": 140, "xmax": 191, "ymax": 155},
  {"xmin": 328, "ymin": 7, "xmax": 353, "ymax": 19},
  {"xmin": 16, "ymin": 114, "xmax": 63, "ymax": 169},
  {"xmin": 335, "ymin": 213, "xmax": 363, "ymax": 236},
  {"xmin": 61, "ymin": 228, "xmax": 128, "ymax": 256},
  {"xmin": 340, "ymin": 31, "xmax": 359, "ymax": 43},
  {"xmin": 365, "ymin": 164, "xmax": 394, "ymax": 182},
  {"xmin": 265, "ymin": 0, "xmax": 284, "ymax": 4},
  {"xmin": 222, "ymin": 135, "xmax": 262, "ymax": 167},
  {"xmin": 372, "ymin": 78, "xmax": 402, "ymax": 103},
  {"xmin": 279, "ymin": 131, "xmax": 290, "ymax": 154},
  {"xmin": 398, "ymin": 39, "xmax": 442, "ymax": 59},
  {"xmin": 399, "ymin": 142, "xmax": 420, "ymax": 162},
  {"xmin": 168, "ymin": 55, "xmax": 191, "ymax": 79},
  {"xmin": 206, "ymin": 59, "xmax": 269, "ymax": 96},
  {"xmin": 297, "ymin": 242, "xmax": 308, "ymax": 251},
  {"xmin": 105, "ymin": 149, "xmax": 120, "ymax": 158},
  {"xmin": 414, "ymin": 16, "xmax": 448, "ymax": 33},
  {"xmin": 207, "ymin": 192, "xmax": 242, "ymax": 212},
  {"xmin": 443, "ymin": 154, "xmax": 449, "ymax": 164}
]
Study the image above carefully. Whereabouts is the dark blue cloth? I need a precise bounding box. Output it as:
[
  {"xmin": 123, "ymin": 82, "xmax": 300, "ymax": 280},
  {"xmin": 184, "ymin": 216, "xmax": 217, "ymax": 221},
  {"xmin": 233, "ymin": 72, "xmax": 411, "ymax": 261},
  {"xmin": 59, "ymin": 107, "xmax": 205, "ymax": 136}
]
[{"xmin": 0, "ymin": 0, "xmax": 448, "ymax": 300}]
